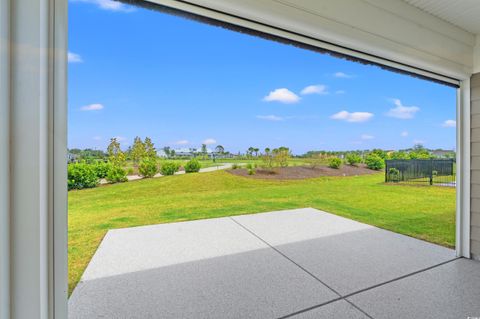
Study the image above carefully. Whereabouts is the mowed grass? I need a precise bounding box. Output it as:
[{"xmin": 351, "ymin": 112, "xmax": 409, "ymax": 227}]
[{"xmin": 68, "ymin": 171, "xmax": 455, "ymax": 294}]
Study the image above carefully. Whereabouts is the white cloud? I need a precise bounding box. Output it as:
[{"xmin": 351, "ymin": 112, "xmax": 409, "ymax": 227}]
[
  {"xmin": 330, "ymin": 111, "xmax": 374, "ymax": 123},
  {"xmin": 174, "ymin": 140, "xmax": 189, "ymax": 145},
  {"xmin": 335, "ymin": 90, "xmax": 346, "ymax": 95},
  {"xmin": 256, "ymin": 115, "xmax": 284, "ymax": 121},
  {"xmin": 203, "ymin": 138, "xmax": 217, "ymax": 145},
  {"xmin": 361, "ymin": 134, "xmax": 374, "ymax": 140},
  {"xmin": 80, "ymin": 103, "xmax": 104, "ymax": 111},
  {"xmin": 68, "ymin": 51, "xmax": 83, "ymax": 63},
  {"xmin": 401, "ymin": 131, "xmax": 409, "ymax": 137},
  {"xmin": 442, "ymin": 119, "xmax": 456, "ymax": 128},
  {"xmin": 334, "ymin": 72, "xmax": 353, "ymax": 78},
  {"xmin": 301, "ymin": 84, "xmax": 328, "ymax": 95},
  {"xmin": 70, "ymin": 0, "xmax": 135, "ymax": 12},
  {"xmin": 386, "ymin": 99, "xmax": 420, "ymax": 119},
  {"xmin": 93, "ymin": 136, "xmax": 102, "ymax": 141},
  {"xmin": 263, "ymin": 88, "xmax": 300, "ymax": 104}
]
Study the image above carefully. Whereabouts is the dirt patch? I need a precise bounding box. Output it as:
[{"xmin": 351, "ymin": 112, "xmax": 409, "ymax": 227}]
[{"xmin": 227, "ymin": 164, "xmax": 378, "ymax": 180}]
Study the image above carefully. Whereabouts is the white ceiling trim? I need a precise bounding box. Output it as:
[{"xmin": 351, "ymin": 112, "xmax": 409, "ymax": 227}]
[{"xmin": 402, "ymin": 0, "xmax": 480, "ymax": 35}]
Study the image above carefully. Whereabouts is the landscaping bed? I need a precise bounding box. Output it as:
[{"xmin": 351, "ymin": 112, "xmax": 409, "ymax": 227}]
[{"xmin": 228, "ymin": 164, "xmax": 377, "ymax": 180}]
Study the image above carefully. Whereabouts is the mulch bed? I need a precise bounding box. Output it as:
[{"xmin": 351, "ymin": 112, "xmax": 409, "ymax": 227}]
[{"xmin": 227, "ymin": 164, "xmax": 378, "ymax": 180}]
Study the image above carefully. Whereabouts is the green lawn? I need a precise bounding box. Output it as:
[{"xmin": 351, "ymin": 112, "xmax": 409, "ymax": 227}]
[{"xmin": 68, "ymin": 171, "xmax": 455, "ymax": 294}]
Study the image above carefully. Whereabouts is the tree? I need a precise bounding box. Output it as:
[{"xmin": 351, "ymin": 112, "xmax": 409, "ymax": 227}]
[
  {"xmin": 273, "ymin": 147, "xmax": 290, "ymax": 167},
  {"xmin": 107, "ymin": 138, "xmax": 126, "ymax": 166},
  {"xmin": 253, "ymin": 148, "xmax": 259, "ymax": 157},
  {"xmin": 131, "ymin": 136, "xmax": 146, "ymax": 165},
  {"xmin": 215, "ymin": 145, "xmax": 225, "ymax": 154},
  {"xmin": 163, "ymin": 146, "xmax": 171, "ymax": 158},
  {"xmin": 247, "ymin": 147, "xmax": 255, "ymax": 158},
  {"xmin": 144, "ymin": 137, "xmax": 157, "ymax": 159},
  {"xmin": 201, "ymin": 144, "xmax": 208, "ymax": 159}
]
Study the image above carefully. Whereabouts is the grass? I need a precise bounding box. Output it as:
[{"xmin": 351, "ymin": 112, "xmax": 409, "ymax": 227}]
[{"xmin": 68, "ymin": 170, "xmax": 455, "ymax": 294}]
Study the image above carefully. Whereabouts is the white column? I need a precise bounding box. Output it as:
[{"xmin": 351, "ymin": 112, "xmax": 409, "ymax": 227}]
[
  {"xmin": 1, "ymin": 0, "xmax": 68, "ymax": 318},
  {"xmin": 0, "ymin": 0, "xmax": 11, "ymax": 317},
  {"xmin": 457, "ymin": 79, "xmax": 471, "ymax": 258}
]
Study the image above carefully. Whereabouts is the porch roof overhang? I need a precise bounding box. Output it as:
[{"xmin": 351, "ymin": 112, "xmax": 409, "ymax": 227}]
[{"xmin": 138, "ymin": 0, "xmax": 480, "ymax": 82}]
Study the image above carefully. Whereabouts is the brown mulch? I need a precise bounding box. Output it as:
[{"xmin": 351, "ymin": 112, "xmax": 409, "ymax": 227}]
[{"xmin": 227, "ymin": 164, "xmax": 378, "ymax": 180}]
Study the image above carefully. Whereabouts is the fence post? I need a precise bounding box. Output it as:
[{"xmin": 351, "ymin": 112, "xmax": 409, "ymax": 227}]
[{"xmin": 429, "ymin": 159, "xmax": 433, "ymax": 185}]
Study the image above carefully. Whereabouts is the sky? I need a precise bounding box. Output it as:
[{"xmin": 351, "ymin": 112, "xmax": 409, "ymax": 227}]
[{"xmin": 68, "ymin": 0, "xmax": 457, "ymax": 155}]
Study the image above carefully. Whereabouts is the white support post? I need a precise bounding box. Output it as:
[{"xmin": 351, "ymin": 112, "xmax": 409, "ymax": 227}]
[
  {"xmin": 0, "ymin": 0, "xmax": 11, "ymax": 318},
  {"xmin": 457, "ymin": 79, "xmax": 471, "ymax": 258},
  {"xmin": 2, "ymin": 0, "xmax": 68, "ymax": 318}
]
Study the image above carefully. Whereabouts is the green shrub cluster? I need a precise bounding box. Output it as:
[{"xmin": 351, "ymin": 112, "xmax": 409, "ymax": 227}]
[
  {"xmin": 161, "ymin": 161, "xmax": 180, "ymax": 176},
  {"xmin": 365, "ymin": 154, "xmax": 385, "ymax": 170},
  {"xmin": 92, "ymin": 161, "xmax": 112, "ymax": 179},
  {"xmin": 184, "ymin": 159, "xmax": 201, "ymax": 173},
  {"xmin": 328, "ymin": 157, "xmax": 342, "ymax": 169},
  {"xmin": 106, "ymin": 166, "xmax": 128, "ymax": 183},
  {"xmin": 346, "ymin": 153, "xmax": 362, "ymax": 166},
  {"xmin": 68, "ymin": 163, "xmax": 99, "ymax": 190},
  {"xmin": 138, "ymin": 158, "xmax": 158, "ymax": 178}
]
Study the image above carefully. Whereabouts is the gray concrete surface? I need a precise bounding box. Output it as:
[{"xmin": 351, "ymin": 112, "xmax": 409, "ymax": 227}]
[
  {"xmin": 289, "ymin": 300, "xmax": 369, "ymax": 319},
  {"xmin": 232, "ymin": 208, "xmax": 456, "ymax": 295},
  {"xmin": 69, "ymin": 208, "xmax": 479, "ymax": 319},
  {"xmin": 348, "ymin": 258, "xmax": 480, "ymax": 319}
]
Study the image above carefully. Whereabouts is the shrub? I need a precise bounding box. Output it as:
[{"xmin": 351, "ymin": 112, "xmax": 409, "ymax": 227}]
[
  {"xmin": 231, "ymin": 163, "xmax": 240, "ymax": 170},
  {"xmin": 106, "ymin": 165, "xmax": 128, "ymax": 183},
  {"xmin": 248, "ymin": 168, "xmax": 256, "ymax": 175},
  {"xmin": 92, "ymin": 161, "xmax": 111, "ymax": 179},
  {"xmin": 68, "ymin": 163, "xmax": 99, "ymax": 190},
  {"xmin": 346, "ymin": 153, "xmax": 362, "ymax": 166},
  {"xmin": 388, "ymin": 168, "xmax": 400, "ymax": 182},
  {"xmin": 365, "ymin": 154, "xmax": 385, "ymax": 170},
  {"xmin": 246, "ymin": 163, "xmax": 254, "ymax": 170},
  {"xmin": 138, "ymin": 158, "xmax": 158, "ymax": 178},
  {"xmin": 184, "ymin": 159, "xmax": 201, "ymax": 173},
  {"xmin": 160, "ymin": 161, "xmax": 180, "ymax": 176},
  {"xmin": 328, "ymin": 157, "xmax": 342, "ymax": 169}
]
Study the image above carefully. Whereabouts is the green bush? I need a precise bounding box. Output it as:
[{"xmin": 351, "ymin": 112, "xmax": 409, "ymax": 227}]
[
  {"xmin": 92, "ymin": 161, "xmax": 111, "ymax": 179},
  {"xmin": 328, "ymin": 157, "xmax": 342, "ymax": 169},
  {"xmin": 68, "ymin": 163, "xmax": 99, "ymax": 190},
  {"xmin": 160, "ymin": 161, "xmax": 180, "ymax": 176},
  {"xmin": 231, "ymin": 163, "xmax": 240, "ymax": 169},
  {"xmin": 248, "ymin": 168, "xmax": 256, "ymax": 175},
  {"xmin": 365, "ymin": 154, "xmax": 385, "ymax": 170},
  {"xmin": 388, "ymin": 168, "xmax": 400, "ymax": 182},
  {"xmin": 138, "ymin": 158, "xmax": 158, "ymax": 178},
  {"xmin": 184, "ymin": 159, "xmax": 201, "ymax": 173},
  {"xmin": 106, "ymin": 165, "xmax": 128, "ymax": 183},
  {"xmin": 346, "ymin": 153, "xmax": 362, "ymax": 166}
]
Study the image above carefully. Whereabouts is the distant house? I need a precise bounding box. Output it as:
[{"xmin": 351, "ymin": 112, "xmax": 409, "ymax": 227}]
[
  {"xmin": 67, "ymin": 152, "xmax": 79, "ymax": 163},
  {"xmin": 431, "ymin": 149, "xmax": 455, "ymax": 158}
]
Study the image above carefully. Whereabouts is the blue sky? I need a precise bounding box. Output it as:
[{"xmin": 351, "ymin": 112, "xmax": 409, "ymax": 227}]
[{"xmin": 68, "ymin": 0, "xmax": 457, "ymax": 154}]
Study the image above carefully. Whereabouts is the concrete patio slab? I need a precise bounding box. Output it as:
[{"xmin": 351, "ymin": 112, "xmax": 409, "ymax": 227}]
[
  {"xmin": 69, "ymin": 217, "xmax": 338, "ymax": 319},
  {"xmin": 232, "ymin": 208, "xmax": 456, "ymax": 295},
  {"xmin": 289, "ymin": 300, "xmax": 369, "ymax": 319},
  {"xmin": 348, "ymin": 258, "xmax": 480, "ymax": 319}
]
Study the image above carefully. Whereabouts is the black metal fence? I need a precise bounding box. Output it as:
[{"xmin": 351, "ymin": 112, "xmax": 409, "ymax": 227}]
[{"xmin": 385, "ymin": 159, "xmax": 456, "ymax": 186}]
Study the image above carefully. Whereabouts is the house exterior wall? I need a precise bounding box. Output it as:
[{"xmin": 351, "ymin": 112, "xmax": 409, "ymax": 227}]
[{"xmin": 472, "ymin": 72, "xmax": 480, "ymax": 260}]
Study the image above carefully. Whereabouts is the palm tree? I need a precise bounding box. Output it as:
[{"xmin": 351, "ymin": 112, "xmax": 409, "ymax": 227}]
[
  {"xmin": 253, "ymin": 148, "xmax": 259, "ymax": 157},
  {"xmin": 215, "ymin": 145, "xmax": 225, "ymax": 154}
]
